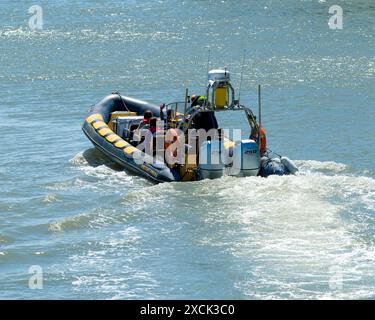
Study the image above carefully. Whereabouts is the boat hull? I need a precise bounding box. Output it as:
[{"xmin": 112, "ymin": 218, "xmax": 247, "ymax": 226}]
[{"xmin": 82, "ymin": 94, "xmax": 180, "ymax": 183}]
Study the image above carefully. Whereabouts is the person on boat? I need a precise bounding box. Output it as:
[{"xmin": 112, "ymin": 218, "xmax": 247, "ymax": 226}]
[
  {"xmin": 143, "ymin": 117, "xmax": 158, "ymax": 156},
  {"xmin": 189, "ymin": 95, "xmax": 210, "ymax": 130},
  {"xmin": 149, "ymin": 117, "xmax": 157, "ymax": 134},
  {"xmin": 190, "ymin": 95, "xmax": 198, "ymax": 107},
  {"xmin": 164, "ymin": 128, "xmax": 180, "ymax": 163},
  {"xmin": 139, "ymin": 110, "xmax": 153, "ymax": 130},
  {"xmin": 133, "ymin": 113, "xmax": 155, "ymax": 146},
  {"xmin": 160, "ymin": 103, "xmax": 166, "ymax": 118},
  {"xmin": 251, "ymin": 127, "xmax": 267, "ymax": 156},
  {"xmin": 191, "ymin": 95, "xmax": 206, "ymax": 108}
]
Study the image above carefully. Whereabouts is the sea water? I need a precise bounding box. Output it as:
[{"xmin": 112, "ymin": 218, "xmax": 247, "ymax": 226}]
[{"xmin": 0, "ymin": 0, "xmax": 374, "ymax": 299}]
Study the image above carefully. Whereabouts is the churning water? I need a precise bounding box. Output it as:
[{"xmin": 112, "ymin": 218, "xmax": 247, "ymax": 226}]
[{"xmin": 0, "ymin": 0, "xmax": 374, "ymax": 299}]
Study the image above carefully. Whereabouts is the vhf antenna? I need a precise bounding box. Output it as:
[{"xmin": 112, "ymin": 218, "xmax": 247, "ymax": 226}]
[
  {"xmin": 258, "ymin": 84, "xmax": 262, "ymax": 149},
  {"xmin": 204, "ymin": 48, "xmax": 211, "ymax": 107},
  {"xmin": 238, "ymin": 49, "xmax": 246, "ymax": 107}
]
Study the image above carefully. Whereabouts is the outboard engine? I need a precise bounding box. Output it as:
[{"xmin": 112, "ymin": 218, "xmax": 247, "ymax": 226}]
[
  {"xmin": 199, "ymin": 140, "xmax": 225, "ymax": 179},
  {"xmin": 231, "ymin": 139, "xmax": 260, "ymax": 177}
]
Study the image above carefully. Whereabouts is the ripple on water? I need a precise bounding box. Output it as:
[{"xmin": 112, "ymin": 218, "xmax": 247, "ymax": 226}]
[
  {"xmin": 41, "ymin": 194, "xmax": 60, "ymax": 204},
  {"xmin": 68, "ymin": 227, "xmax": 160, "ymax": 299},
  {"xmin": 48, "ymin": 209, "xmax": 117, "ymax": 232}
]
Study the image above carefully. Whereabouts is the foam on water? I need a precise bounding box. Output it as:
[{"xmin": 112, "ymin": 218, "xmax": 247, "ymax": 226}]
[
  {"xmin": 48, "ymin": 153, "xmax": 374, "ymax": 299},
  {"xmin": 69, "ymin": 149, "xmax": 149, "ymax": 191},
  {"xmin": 3, "ymin": 150, "xmax": 373, "ymax": 299},
  {"xmin": 295, "ymin": 159, "xmax": 350, "ymax": 174},
  {"xmin": 68, "ymin": 226, "xmax": 161, "ymax": 299}
]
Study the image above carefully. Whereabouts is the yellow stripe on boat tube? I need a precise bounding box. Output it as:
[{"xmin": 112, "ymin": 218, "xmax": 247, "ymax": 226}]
[
  {"xmin": 86, "ymin": 113, "xmax": 137, "ymax": 151},
  {"xmin": 92, "ymin": 121, "xmax": 107, "ymax": 129},
  {"xmin": 105, "ymin": 134, "xmax": 122, "ymax": 143},
  {"xmin": 86, "ymin": 114, "xmax": 103, "ymax": 124},
  {"xmin": 98, "ymin": 128, "xmax": 112, "ymax": 137},
  {"xmin": 114, "ymin": 140, "xmax": 128, "ymax": 148},
  {"xmin": 123, "ymin": 146, "xmax": 138, "ymax": 155}
]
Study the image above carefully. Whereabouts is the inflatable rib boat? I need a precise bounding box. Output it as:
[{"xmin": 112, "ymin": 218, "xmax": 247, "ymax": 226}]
[{"xmin": 82, "ymin": 69, "xmax": 298, "ymax": 183}]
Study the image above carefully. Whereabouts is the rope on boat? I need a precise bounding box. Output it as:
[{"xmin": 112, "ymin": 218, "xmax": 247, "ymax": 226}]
[
  {"xmin": 112, "ymin": 91, "xmax": 130, "ymax": 112},
  {"xmin": 266, "ymin": 148, "xmax": 282, "ymax": 158}
]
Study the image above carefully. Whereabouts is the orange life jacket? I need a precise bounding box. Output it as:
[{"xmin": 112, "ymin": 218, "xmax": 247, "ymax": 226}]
[
  {"xmin": 251, "ymin": 127, "xmax": 267, "ymax": 155},
  {"xmin": 260, "ymin": 127, "xmax": 267, "ymax": 155}
]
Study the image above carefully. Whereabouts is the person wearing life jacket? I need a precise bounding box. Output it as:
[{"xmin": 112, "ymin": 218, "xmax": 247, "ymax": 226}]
[{"xmin": 251, "ymin": 127, "xmax": 267, "ymax": 156}]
